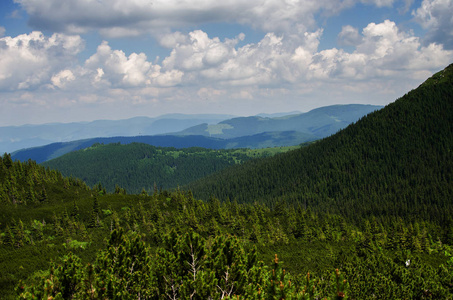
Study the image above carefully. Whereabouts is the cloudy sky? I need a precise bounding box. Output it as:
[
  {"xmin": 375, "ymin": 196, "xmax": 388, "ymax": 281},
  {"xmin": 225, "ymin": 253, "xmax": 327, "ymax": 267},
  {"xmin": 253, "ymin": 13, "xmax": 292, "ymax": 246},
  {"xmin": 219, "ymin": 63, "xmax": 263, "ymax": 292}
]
[{"xmin": 0, "ymin": 0, "xmax": 452, "ymax": 126}]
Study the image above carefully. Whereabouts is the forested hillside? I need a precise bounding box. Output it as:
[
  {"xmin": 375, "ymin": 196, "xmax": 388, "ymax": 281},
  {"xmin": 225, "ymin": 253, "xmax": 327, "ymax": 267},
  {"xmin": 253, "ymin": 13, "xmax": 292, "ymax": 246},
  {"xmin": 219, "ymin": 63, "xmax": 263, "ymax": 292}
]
[
  {"xmin": 188, "ymin": 64, "xmax": 453, "ymax": 227},
  {"xmin": 12, "ymin": 131, "xmax": 312, "ymax": 163},
  {"xmin": 1, "ymin": 64, "xmax": 453, "ymax": 299},
  {"xmin": 42, "ymin": 143, "xmax": 297, "ymax": 194},
  {"xmin": 1, "ymin": 154, "xmax": 452, "ymax": 299}
]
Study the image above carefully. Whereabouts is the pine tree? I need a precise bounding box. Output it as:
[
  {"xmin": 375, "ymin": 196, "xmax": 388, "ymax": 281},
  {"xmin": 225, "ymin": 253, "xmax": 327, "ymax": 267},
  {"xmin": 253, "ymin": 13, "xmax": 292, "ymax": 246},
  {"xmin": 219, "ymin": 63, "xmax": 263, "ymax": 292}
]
[
  {"xmin": 3, "ymin": 224, "xmax": 14, "ymax": 247},
  {"xmin": 39, "ymin": 187, "xmax": 48, "ymax": 203}
]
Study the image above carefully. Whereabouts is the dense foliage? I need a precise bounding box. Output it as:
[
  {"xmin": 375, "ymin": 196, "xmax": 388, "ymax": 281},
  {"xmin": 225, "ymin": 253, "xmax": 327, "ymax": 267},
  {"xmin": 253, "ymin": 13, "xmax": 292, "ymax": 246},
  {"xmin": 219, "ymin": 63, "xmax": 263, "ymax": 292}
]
[
  {"xmin": 1, "ymin": 64, "xmax": 452, "ymax": 299},
  {"xmin": 12, "ymin": 131, "xmax": 308, "ymax": 164},
  {"xmin": 2, "ymin": 183, "xmax": 452, "ymax": 299},
  {"xmin": 0, "ymin": 153, "xmax": 90, "ymax": 208},
  {"xmin": 42, "ymin": 144, "xmax": 296, "ymax": 194},
  {"xmin": 16, "ymin": 229, "xmax": 350, "ymax": 299},
  {"xmin": 188, "ymin": 64, "xmax": 453, "ymax": 227}
]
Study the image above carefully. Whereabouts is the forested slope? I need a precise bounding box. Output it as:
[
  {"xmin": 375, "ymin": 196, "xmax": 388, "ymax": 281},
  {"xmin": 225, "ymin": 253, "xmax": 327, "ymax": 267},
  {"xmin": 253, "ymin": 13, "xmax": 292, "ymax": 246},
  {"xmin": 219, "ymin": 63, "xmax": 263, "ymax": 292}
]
[
  {"xmin": 2, "ymin": 155, "xmax": 452, "ymax": 299},
  {"xmin": 1, "ymin": 65, "xmax": 453, "ymax": 299},
  {"xmin": 188, "ymin": 64, "xmax": 453, "ymax": 225},
  {"xmin": 42, "ymin": 143, "xmax": 296, "ymax": 194}
]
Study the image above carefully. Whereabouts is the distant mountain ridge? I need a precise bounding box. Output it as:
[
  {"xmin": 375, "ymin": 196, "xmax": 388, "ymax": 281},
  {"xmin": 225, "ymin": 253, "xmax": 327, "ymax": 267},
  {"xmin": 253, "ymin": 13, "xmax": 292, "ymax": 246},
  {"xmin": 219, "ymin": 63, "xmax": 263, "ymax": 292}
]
[
  {"xmin": 0, "ymin": 114, "xmax": 237, "ymax": 153},
  {"xmin": 10, "ymin": 104, "xmax": 382, "ymax": 163},
  {"xmin": 11, "ymin": 131, "xmax": 315, "ymax": 163},
  {"xmin": 176, "ymin": 104, "xmax": 382, "ymax": 139}
]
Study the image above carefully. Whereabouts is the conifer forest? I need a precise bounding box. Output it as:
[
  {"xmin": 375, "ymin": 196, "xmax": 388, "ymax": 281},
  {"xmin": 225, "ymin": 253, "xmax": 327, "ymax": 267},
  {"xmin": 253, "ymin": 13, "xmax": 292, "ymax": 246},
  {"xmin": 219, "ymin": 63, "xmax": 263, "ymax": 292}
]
[{"xmin": 1, "ymin": 64, "xmax": 453, "ymax": 299}]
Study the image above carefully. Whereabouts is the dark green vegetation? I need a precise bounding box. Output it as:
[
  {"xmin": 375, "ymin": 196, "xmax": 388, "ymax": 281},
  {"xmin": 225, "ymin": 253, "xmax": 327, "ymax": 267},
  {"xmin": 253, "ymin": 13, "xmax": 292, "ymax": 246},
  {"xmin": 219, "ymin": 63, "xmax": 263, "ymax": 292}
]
[
  {"xmin": 188, "ymin": 65, "xmax": 453, "ymax": 227},
  {"xmin": 12, "ymin": 132, "xmax": 310, "ymax": 164},
  {"xmin": 11, "ymin": 104, "xmax": 380, "ymax": 163},
  {"xmin": 1, "ymin": 64, "xmax": 453, "ymax": 299},
  {"xmin": 42, "ymin": 144, "xmax": 297, "ymax": 194},
  {"xmin": 1, "ymin": 156, "xmax": 452, "ymax": 298}
]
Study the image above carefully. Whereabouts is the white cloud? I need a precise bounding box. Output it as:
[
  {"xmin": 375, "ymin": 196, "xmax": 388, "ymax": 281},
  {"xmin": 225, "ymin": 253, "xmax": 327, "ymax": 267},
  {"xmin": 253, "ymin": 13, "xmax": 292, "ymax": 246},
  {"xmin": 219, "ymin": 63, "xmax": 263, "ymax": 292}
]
[
  {"xmin": 360, "ymin": 0, "xmax": 396, "ymax": 7},
  {"xmin": 15, "ymin": 0, "xmax": 387, "ymax": 38},
  {"xmin": 162, "ymin": 30, "xmax": 243, "ymax": 75},
  {"xmin": 1, "ymin": 17, "xmax": 452, "ymax": 125},
  {"xmin": 0, "ymin": 31, "xmax": 83, "ymax": 90},
  {"xmin": 1, "ymin": 21, "xmax": 451, "ymax": 98},
  {"xmin": 0, "ymin": 27, "xmax": 5, "ymax": 37},
  {"xmin": 84, "ymin": 41, "xmax": 183, "ymax": 88},
  {"xmin": 159, "ymin": 32, "xmax": 189, "ymax": 49},
  {"xmin": 338, "ymin": 25, "xmax": 362, "ymax": 46},
  {"xmin": 412, "ymin": 0, "xmax": 453, "ymax": 49},
  {"xmin": 51, "ymin": 69, "xmax": 75, "ymax": 88},
  {"xmin": 307, "ymin": 20, "xmax": 453, "ymax": 81}
]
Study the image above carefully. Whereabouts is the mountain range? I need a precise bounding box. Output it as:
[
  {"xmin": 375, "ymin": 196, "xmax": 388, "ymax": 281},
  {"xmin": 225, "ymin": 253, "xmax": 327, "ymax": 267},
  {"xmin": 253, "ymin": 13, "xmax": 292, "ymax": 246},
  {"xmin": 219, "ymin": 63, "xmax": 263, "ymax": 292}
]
[
  {"xmin": 1, "ymin": 64, "xmax": 452, "ymax": 300},
  {"xmin": 10, "ymin": 104, "xmax": 381, "ymax": 163},
  {"xmin": 188, "ymin": 64, "xmax": 453, "ymax": 224},
  {"xmin": 0, "ymin": 114, "xmax": 236, "ymax": 154},
  {"xmin": 176, "ymin": 104, "xmax": 382, "ymax": 139}
]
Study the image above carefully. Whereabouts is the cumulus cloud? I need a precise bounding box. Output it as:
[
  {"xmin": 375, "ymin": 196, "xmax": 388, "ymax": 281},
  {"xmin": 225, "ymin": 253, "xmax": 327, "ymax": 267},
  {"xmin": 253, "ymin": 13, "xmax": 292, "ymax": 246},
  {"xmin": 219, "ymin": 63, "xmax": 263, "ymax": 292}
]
[
  {"xmin": 412, "ymin": 0, "xmax": 453, "ymax": 49},
  {"xmin": 51, "ymin": 70, "xmax": 75, "ymax": 88},
  {"xmin": 1, "ymin": 18, "xmax": 452, "ymax": 124},
  {"xmin": 161, "ymin": 20, "xmax": 452, "ymax": 88},
  {"xmin": 159, "ymin": 31, "xmax": 189, "ymax": 49},
  {"xmin": 1, "ymin": 21, "xmax": 452, "ymax": 98},
  {"xmin": 308, "ymin": 20, "xmax": 453, "ymax": 81},
  {"xmin": 161, "ymin": 29, "xmax": 323, "ymax": 87},
  {"xmin": 84, "ymin": 41, "xmax": 183, "ymax": 88},
  {"xmin": 15, "ymin": 0, "xmax": 381, "ymax": 38},
  {"xmin": 0, "ymin": 31, "xmax": 83, "ymax": 90},
  {"xmin": 162, "ymin": 31, "xmax": 241, "ymax": 72},
  {"xmin": 338, "ymin": 25, "xmax": 362, "ymax": 46},
  {"xmin": 0, "ymin": 27, "xmax": 5, "ymax": 37}
]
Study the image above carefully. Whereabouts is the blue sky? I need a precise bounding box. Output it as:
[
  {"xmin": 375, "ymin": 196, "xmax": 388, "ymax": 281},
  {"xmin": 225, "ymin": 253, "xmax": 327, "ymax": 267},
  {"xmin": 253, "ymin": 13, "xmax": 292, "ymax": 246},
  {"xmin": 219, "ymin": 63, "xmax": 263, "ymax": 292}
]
[{"xmin": 0, "ymin": 0, "xmax": 452, "ymax": 126}]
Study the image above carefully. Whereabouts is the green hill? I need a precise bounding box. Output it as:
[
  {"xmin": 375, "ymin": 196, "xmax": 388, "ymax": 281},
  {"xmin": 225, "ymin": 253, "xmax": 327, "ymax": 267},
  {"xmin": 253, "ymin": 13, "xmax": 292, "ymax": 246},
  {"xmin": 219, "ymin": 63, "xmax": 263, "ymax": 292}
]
[
  {"xmin": 2, "ymin": 153, "xmax": 351, "ymax": 298},
  {"xmin": 2, "ymin": 65, "xmax": 453, "ymax": 299},
  {"xmin": 188, "ymin": 64, "xmax": 453, "ymax": 225},
  {"xmin": 11, "ymin": 130, "xmax": 314, "ymax": 164},
  {"xmin": 42, "ymin": 143, "xmax": 298, "ymax": 194},
  {"xmin": 2, "ymin": 154, "xmax": 452, "ymax": 299}
]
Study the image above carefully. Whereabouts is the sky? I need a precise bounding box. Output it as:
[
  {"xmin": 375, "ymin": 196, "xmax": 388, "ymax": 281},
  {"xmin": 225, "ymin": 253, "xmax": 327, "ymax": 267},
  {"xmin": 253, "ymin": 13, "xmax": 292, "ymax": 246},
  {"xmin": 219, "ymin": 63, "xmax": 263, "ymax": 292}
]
[{"xmin": 0, "ymin": 0, "xmax": 452, "ymax": 126}]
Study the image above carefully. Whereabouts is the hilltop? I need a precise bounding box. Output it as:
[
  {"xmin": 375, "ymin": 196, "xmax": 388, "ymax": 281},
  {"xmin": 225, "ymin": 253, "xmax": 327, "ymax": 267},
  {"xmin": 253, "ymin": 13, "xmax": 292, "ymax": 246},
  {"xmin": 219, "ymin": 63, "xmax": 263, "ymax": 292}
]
[{"xmin": 188, "ymin": 64, "xmax": 453, "ymax": 225}]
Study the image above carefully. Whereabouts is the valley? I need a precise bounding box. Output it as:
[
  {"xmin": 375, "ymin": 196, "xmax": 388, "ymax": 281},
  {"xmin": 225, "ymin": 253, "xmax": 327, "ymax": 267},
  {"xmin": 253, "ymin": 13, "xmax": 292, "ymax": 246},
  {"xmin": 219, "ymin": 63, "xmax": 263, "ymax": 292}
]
[{"xmin": 0, "ymin": 64, "xmax": 452, "ymax": 299}]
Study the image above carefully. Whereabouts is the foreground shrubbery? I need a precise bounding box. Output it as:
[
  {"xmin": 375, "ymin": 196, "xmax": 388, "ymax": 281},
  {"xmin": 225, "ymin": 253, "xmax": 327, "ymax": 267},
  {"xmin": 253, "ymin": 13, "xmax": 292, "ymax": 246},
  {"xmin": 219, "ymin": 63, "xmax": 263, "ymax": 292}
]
[{"xmin": 17, "ymin": 229, "xmax": 348, "ymax": 299}]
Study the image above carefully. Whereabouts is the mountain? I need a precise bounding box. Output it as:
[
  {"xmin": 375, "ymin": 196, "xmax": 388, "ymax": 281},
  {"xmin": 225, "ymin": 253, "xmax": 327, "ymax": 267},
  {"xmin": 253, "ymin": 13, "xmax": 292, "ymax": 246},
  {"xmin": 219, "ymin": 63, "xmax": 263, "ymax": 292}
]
[
  {"xmin": 188, "ymin": 64, "xmax": 453, "ymax": 225},
  {"xmin": 0, "ymin": 114, "xmax": 236, "ymax": 153},
  {"xmin": 11, "ymin": 131, "xmax": 314, "ymax": 163},
  {"xmin": 176, "ymin": 104, "xmax": 383, "ymax": 139},
  {"xmin": 41, "ymin": 143, "xmax": 297, "ymax": 193},
  {"xmin": 2, "ymin": 66, "xmax": 453, "ymax": 300},
  {"xmin": 8, "ymin": 104, "xmax": 380, "ymax": 163}
]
